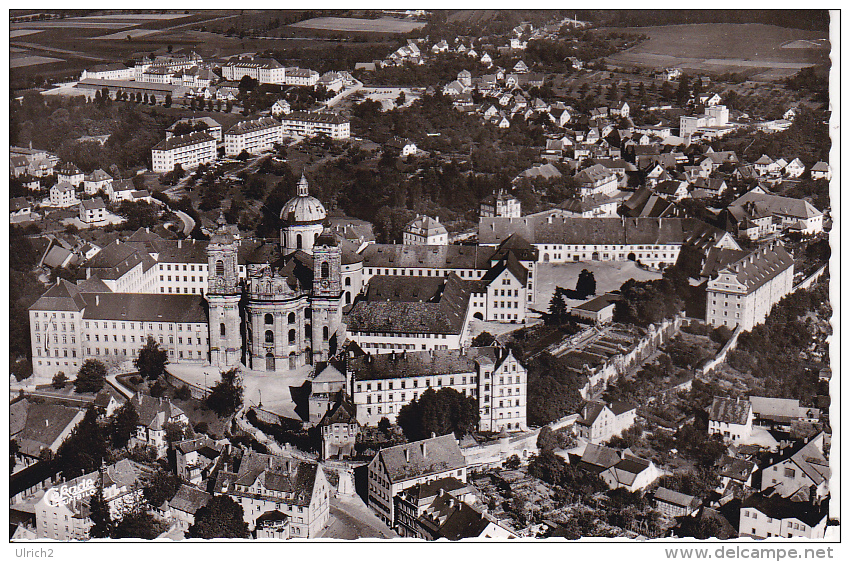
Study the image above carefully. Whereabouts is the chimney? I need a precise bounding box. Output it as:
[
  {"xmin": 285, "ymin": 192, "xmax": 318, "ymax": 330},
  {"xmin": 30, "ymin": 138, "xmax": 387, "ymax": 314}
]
[
  {"xmin": 178, "ymin": 239, "xmax": 182, "ymax": 249},
  {"xmin": 96, "ymin": 295, "xmax": 100, "ymax": 306},
  {"xmin": 115, "ymin": 239, "xmax": 120, "ymax": 245},
  {"xmin": 421, "ymin": 441, "xmax": 427, "ymax": 458},
  {"xmin": 447, "ymin": 498, "xmax": 455, "ymax": 508},
  {"xmin": 45, "ymin": 419, "xmax": 49, "ymax": 427},
  {"xmin": 404, "ymin": 448, "xmax": 410, "ymax": 463}
]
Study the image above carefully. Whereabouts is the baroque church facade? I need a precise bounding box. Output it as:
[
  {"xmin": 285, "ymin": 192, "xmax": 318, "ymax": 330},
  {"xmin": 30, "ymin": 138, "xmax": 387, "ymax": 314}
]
[{"xmin": 207, "ymin": 175, "xmax": 345, "ymax": 371}]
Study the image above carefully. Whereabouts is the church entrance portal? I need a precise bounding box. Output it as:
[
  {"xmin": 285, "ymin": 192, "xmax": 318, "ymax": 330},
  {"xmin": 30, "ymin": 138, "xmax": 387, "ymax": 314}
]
[{"xmin": 265, "ymin": 353, "xmax": 275, "ymax": 371}]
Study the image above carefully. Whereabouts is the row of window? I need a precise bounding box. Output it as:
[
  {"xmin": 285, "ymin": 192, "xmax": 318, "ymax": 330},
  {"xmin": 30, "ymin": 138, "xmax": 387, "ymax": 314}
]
[{"xmin": 83, "ymin": 321, "xmax": 203, "ymax": 332}]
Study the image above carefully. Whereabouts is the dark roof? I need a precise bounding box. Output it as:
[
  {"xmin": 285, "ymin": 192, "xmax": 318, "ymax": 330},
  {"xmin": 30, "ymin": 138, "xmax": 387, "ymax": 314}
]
[
  {"xmin": 82, "ymin": 293, "xmax": 207, "ymax": 324},
  {"xmin": 713, "ymin": 243, "xmax": 794, "ymax": 293},
  {"xmin": 346, "ymin": 274, "xmax": 474, "ymax": 335},
  {"xmin": 742, "ymin": 492, "xmax": 828, "ymax": 527},
  {"xmin": 318, "ymin": 398, "xmax": 358, "ymax": 427},
  {"xmin": 225, "ymin": 117, "xmax": 281, "ymax": 136},
  {"xmin": 350, "ymin": 347, "xmax": 506, "ymax": 381},
  {"xmin": 378, "ymin": 434, "xmax": 467, "ymax": 483},
  {"xmin": 709, "ymin": 397, "xmax": 752, "ymax": 425},
  {"xmin": 169, "ymin": 484, "xmax": 211, "ymax": 515},
  {"xmin": 80, "ymin": 197, "xmax": 106, "ymax": 210},
  {"xmin": 578, "ymin": 443, "xmax": 622, "ymax": 472},
  {"xmin": 655, "ymin": 487, "xmax": 699, "ymax": 508},
  {"xmin": 10, "ymin": 461, "xmax": 61, "ymax": 498},
  {"xmin": 75, "ymin": 78, "xmax": 178, "ymax": 92},
  {"xmin": 30, "ymin": 279, "xmax": 87, "ymax": 312},
  {"xmin": 280, "ymin": 111, "xmax": 348, "ymax": 125},
  {"xmin": 218, "ymin": 451, "xmax": 319, "ymax": 507},
  {"xmin": 361, "ymin": 244, "xmax": 493, "ymax": 271},
  {"xmin": 131, "ymin": 395, "xmax": 186, "ymax": 429},
  {"xmin": 17, "ymin": 403, "xmax": 83, "ymax": 456},
  {"xmin": 481, "ymin": 253, "xmax": 527, "ymax": 285},
  {"xmin": 718, "ymin": 455, "xmax": 756, "ymax": 482},
  {"xmin": 478, "ymin": 216, "xmax": 720, "ymax": 246},
  {"xmin": 573, "ymin": 293, "xmax": 621, "ymax": 313},
  {"xmin": 10, "ymin": 197, "xmax": 31, "ymax": 212},
  {"xmin": 152, "ymin": 131, "xmax": 215, "ymax": 152},
  {"xmin": 366, "ymin": 275, "xmax": 445, "ymax": 302}
]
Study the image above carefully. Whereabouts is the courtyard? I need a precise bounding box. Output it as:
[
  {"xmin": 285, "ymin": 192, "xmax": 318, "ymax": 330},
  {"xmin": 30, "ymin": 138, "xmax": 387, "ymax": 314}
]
[{"xmin": 534, "ymin": 261, "xmax": 662, "ymax": 312}]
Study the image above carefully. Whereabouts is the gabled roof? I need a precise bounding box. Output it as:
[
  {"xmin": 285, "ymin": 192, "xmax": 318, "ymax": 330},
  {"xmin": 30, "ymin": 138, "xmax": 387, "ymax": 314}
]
[
  {"xmin": 655, "ymin": 487, "xmax": 700, "ymax": 508},
  {"xmin": 30, "ymin": 279, "xmax": 87, "ymax": 312},
  {"xmin": 169, "ymin": 484, "xmax": 211, "ymax": 515},
  {"xmin": 81, "ymin": 292, "xmax": 208, "ymax": 324},
  {"xmin": 80, "ymin": 197, "xmax": 107, "ymax": 210},
  {"xmin": 742, "ymin": 491, "xmax": 828, "ymax": 527},
  {"xmin": 17, "ymin": 402, "xmax": 84, "ymax": 457},
  {"xmin": 350, "ymin": 346, "xmax": 508, "ymax": 381},
  {"xmin": 377, "ymin": 434, "xmax": 466, "ymax": 483},
  {"xmin": 718, "ymin": 455, "xmax": 755, "ymax": 482},
  {"xmin": 731, "ymin": 192, "xmax": 822, "ymax": 219},
  {"xmin": 579, "ymin": 443, "xmax": 622, "ymax": 471},
  {"xmin": 318, "ymin": 398, "xmax": 357, "ymax": 427},
  {"xmin": 712, "ymin": 243, "xmax": 795, "ymax": 293},
  {"xmin": 709, "ymin": 397, "xmax": 751, "ymax": 425},
  {"xmin": 131, "ymin": 395, "xmax": 186, "ymax": 430}
]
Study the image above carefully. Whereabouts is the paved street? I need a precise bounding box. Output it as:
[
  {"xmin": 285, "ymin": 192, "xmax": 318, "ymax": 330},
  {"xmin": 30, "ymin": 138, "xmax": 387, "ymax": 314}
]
[{"xmin": 316, "ymin": 496, "xmax": 397, "ymax": 539}]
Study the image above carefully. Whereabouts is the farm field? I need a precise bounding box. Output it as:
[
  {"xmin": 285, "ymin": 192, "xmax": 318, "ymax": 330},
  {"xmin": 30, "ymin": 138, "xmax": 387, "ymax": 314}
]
[
  {"xmin": 291, "ymin": 16, "xmax": 426, "ymax": 33},
  {"xmin": 603, "ymin": 23, "xmax": 829, "ymax": 80},
  {"xmin": 10, "ymin": 55, "xmax": 64, "ymax": 68}
]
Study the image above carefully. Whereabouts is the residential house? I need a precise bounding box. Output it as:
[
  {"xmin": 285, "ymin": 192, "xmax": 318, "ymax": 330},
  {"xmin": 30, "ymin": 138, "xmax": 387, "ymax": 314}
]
[
  {"xmin": 654, "ymin": 487, "xmax": 701, "ymax": 518},
  {"xmin": 386, "ymin": 137, "xmax": 418, "ymax": 158},
  {"xmin": 574, "ymin": 164, "xmax": 618, "ymax": 196},
  {"xmin": 512, "ymin": 60, "xmax": 529, "ymax": 73},
  {"xmin": 749, "ymin": 396, "xmax": 820, "ymax": 430},
  {"xmin": 480, "ymin": 189, "xmax": 521, "ymax": 218},
  {"xmin": 718, "ymin": 454, "xmax": 757, "ymax": 493},
  {"xmin": 403, "ymin": 215, "xmax": 448, "ymax": 245},
  {"xmin": 610, "ymin": 101, "xmax": 630, "ymax": 118},
  {"xmin": 739, "ymin": 490, "xmax": 828, "ymax": 539},
  {"xmin": 84, "ymin": 169, "xmax": 113, "ymax": 195},
  {"xmin": 308, "ymin": 364, "xmax": 347, "ymax": 423},
  {"xmin": 11, "ymin": 399, "xmax": 86, "ymax": 471},
  {"xmin": 129, "ymin": 394, "xmax": 189, "ymax": 457},
  {"xmin": 224, "ymin": 117, "xmax": 284, "ymax": 156},
  {"xmin": 600, "ymin": 455, "xmax": 661, "ymax": 492},
  {"xmin": 708, "ymin": 397, "xmax": 754, "ymax": 443},
  {"xmin": 175, "ymin": 437, "xmax": 223, "ymax": 485},
  {"xmin": 570, "ymin": 293, "xmax": 621, "ymax": 324},
  {"xmin": 57, "ymin": 163, "xmax": 84, "ymax": 187},
  {"xmin": 271, "ymin": 99, "xmax": 292, "ymax": 117},
  {"xmin": 784, "ymin": 158, "xmax": 806, "ymax": 178},
  {"xmin": 753, "ymin": 155, "xmax": 778, "ymax": 176},
  {"xmin": 317, "ymin": 397, "xmax": 359, "ymax": 460},
  {"xmin": 575, "ymin": 400, "xmax": 637, "ymax": 444},
  {"xmin": 655, "ymin": 179, "xmax": 690, "ymax": 201},
  {"xmin": 10, "ymin": 197, "xmax": 33, "ymax": 221},
  {"xmin": 416, "ymin": 492, "xmax": 517, "ymax": 540},
  {"xmin": 395, "ymin": 477, "xmax": 477, "ymax": 537},
  {"xmin": 167, "ymin": 484, "xmax": 211, "ymax": 532},
  {"xmin": 79, "ymin": 197, "xmax": 107, "ymax": 224},
  {"xmin": 759, "ymin": 434, "xmax": 830, "ymax": 499},
  {"xmin": 49, "ymin": 182, "xmax": 78, "ymax": 207},
  {"xmin": 810, "ymin": 161, "xmax": 831, "ymax": 180},
  {"xmin": 151, "ymin": 131, "xmax": 217, "ymax": 173},
  {"xmin": 367, "ymin": 433, "xmax": 468, "ymax": 527}
]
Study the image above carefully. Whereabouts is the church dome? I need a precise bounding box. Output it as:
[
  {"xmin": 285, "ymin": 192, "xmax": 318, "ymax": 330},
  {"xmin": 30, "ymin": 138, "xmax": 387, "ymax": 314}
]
[{"xmin": 280, "ymin": 175, "xmax": 326, "ymax": 225}]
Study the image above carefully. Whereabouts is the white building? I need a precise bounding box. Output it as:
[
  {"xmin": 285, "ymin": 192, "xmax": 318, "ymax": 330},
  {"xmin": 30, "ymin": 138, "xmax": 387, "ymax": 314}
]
[
  {"xmin": 403, "ymin": 215, "xmax": 448, "ymax": 245},
  {"xmin": 740, "ymin": 492, "xmax": 828, "ymax": 539},
  {"xmin": 34, "ymin": 460, "xmax": 146, "ymax": 540},
  {"xmin": 271, "ymin": 99, "xmax": 292, "ymax": 117},
  {"xmin": 574, "ymin": 164, "xmax": 619, "ymax": 197},
  {"xmin": 57, "ymin": 163, "xmax": 84, "ymax": 188},
  {"xmin": 224, "ymin": 117, "xmax": 283, "ymax": 156},
  {"xmin": 79, "ymin": 197, "xmax": 107, "ymax": 224},
  {"xmin": 151, "ymin": 131, "xmax": 217, "ymax": 173},
  {"xmin": 708, "ymin": 396, "xmax": 754, "ymax": 443},
  {"xmin": 810, "ymin": 161, "xmax": 831, "ymax": 180},
  {"xmin": 83, "ymin": 169, "xmax": 113, "ymax": 195},
  {"xmin": 80, "ymin": 63, "xmax": 134, "ymax": 81},
  {"xmin": 166, "ymin": 117, "xmax": 223, "ymax": 143},
  {"xmin": 50, "ymin": 182, "xmax": 78, "ymax": 207},
  {"xmin": 222, "ymin": 57, "xmax": 287, "ymax": 84},
  {"xmin": 349, "ymin": 346, "xmax": 527, "ymax": 432},
  {"xmin": 284, "ymin": 67, "xmax": 320, "ymax": 86},
  {"xmin": 279, "ymin": 112, "xmax": 350, "ymax": 140},
  {"xmin": 706, "ymin": 243, "xmax": 794, "ymax": 330},
  {"xmin": 214, "ymin": 450, "xmax": 330, "ymax": 537},
  {"xmin": 575, "ymin": 400, "xmax": 637, "ymax": 443},
  {"xmin": 367, "ymin": 434, "xmax": 468, "ymax": 527},
  {"xmin": 480, "ymin": 189, "xmax": 521, "ymax": 218}
]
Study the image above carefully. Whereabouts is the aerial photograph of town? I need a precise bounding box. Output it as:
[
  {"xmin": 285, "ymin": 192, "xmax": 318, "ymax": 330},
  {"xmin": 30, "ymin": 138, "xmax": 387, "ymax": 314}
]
[{"xmin": 7, "ymin": 7, "xmax": 838, "ymax": 547}]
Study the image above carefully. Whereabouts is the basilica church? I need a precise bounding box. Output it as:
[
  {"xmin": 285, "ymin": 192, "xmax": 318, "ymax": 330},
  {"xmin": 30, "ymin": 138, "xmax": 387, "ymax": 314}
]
[{"xmin": 206, "ymin": 175, "xmax": 352, "ymax": 371}]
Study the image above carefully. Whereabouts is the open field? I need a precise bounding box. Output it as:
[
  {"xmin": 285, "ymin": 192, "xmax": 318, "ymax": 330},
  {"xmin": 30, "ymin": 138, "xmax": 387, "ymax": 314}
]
[
  {"xmin": 603, "ymin": 23, "xmax": 828, "ymax": 80},
  {"xmin": 10, "ymin": 55, "xmax": 64, "ymax": 68},
  {"xmin": 75, "ymin": 14, "xmax": 189, "ymax": 21},
  {"xmin": 10, "ymin": 29, "xmax": 44, "ymax": 38},
  {"xmin": 291, "ymin": 16, "xmax": 426, "ymax": 33}
]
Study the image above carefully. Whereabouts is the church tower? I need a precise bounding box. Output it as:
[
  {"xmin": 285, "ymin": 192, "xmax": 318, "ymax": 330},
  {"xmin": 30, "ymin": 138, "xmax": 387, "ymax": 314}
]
[
  {"xmin": 280, "ymin": 174, "xmax": 327, "ymax": 254},
  {"xmin": 310, "ymin": 224, "xmax": 343, "ymax": 364},
  {"xmin": 206, "ymin": 215, "xmax": 242, "ymax": 368}
]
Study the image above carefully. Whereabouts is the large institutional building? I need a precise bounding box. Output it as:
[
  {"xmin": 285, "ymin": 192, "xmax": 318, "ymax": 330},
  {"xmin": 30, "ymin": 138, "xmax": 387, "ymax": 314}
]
[{"xmin": 28, "ymin": 176, "xmax": 352, "ymax": 378}]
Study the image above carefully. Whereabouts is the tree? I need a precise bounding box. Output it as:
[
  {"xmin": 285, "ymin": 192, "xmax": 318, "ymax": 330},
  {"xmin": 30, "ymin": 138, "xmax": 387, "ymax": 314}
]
[
  {"xmin": 52, "ymin": 371, "xmax": 69, "ymax": 389},
  {"xmin": 205, "ymin": 368, "xmax": 243, "ymax": 417},
  {"xmin": 143, "ymin": 468, "xmax": 182, "ymax": 509},
  {"xmin": 88, "ymin": 482, "xmax": 114, "ymax": 538},
  {"xmin": 10, "ymin": 439, "xmax": 20, "ymax": 472},
  {"xmin": 396, "ymin": 387, "xmax": 479, "ymax": 441},
  {"xmin": 75, "ymin": 359, "xmax": 107, "ymax": 393},
  {"xmin": 676, "ymin": 75, "xmax": 691, "ymax": 106},
  {"xmin": 471, "ymin": 331, "xmax": 496, "ymax": 347},
  {"xmin": 175, "ymin": 384, "xmax": 192, "ymax": 401},
  {"xmin": 607, "ymin": 82, "xmax": 619, "ymax": 103},
  {"xmin": 207, "ymin": 99, "xmax": 214, "ymax": 112},
  {"xmin": 396, "ymin": 90, "xmax": 406, "ymax": 106},
  {"xmin": 109, "ymin": 401, "xmax": 139, "ymax": 448},
  {"xmin": 378, "ymin": 417, "xmax": 392, "ymax": 435},
  {"xmin": 163, "ymin": 419, "xmax": 193, "ymax": 446},
  {"xmin": 676, "ymin": 514, "xmax": 725, "ymax": 539},
  {"xmin": 188, "ymin": 495, "xmax": 250, "ymax": 539},
  {"xmin": 547, "ymin": 287, "xmax": 568, "ymax": 323},
  {"xmin": 575, "ymin": 269, "xmax": 597, "ymax": 299},
  {"xmin": 150, "ymin": 95, "xmax": 157, "ymax": 105},
  {"xmin": 56, "ymin": 406, "xmax": 107, "ymax": 477},
  {"xmin": 149, "ymin": 377, "xmax": 168, "ymax": 398},
  {"xmin": 164, "ymin": 94, "xmax": 172, "ymax": 108},
  {"xmin": 112, "ymin": 509, "xmax": 166, "ymax": 539},
  {"xmin": 135, "ymin": 336, "xmax": 168, "ymax": 380},
  {"xmin": 143, "ymin": 93, "xmax": 149, "ymax": 105}
]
